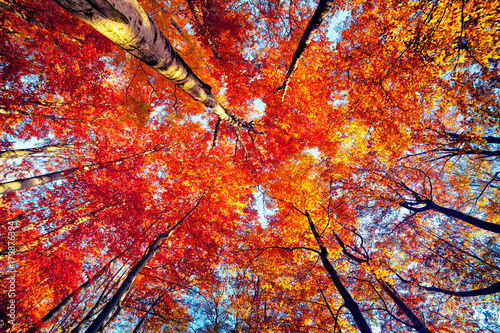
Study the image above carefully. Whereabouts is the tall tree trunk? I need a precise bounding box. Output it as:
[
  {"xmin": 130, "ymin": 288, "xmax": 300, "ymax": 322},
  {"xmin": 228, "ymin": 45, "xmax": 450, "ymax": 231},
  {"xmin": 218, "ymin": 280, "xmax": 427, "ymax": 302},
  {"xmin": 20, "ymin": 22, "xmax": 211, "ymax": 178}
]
[
  {"xmin": 71, "ymin": 290, "xmax": 107, "ymax": 333},
  {"xmin": 132, "ymin": 294, "xmax": 164, "ymax": 333},
  {"xmin": 84, "ymin": 201, "xmax": 200, "ymax": 333},
  {"xmin": 305, "ymin": 211, "xmax": 373, "ymax": 333},
  {"xmin": 52, "ymin": 0, "xmax": 258, "ymax": 133},
  {"xmin": 277, "ymin": 0, "xmax": 336, "ymax": 100},
  {"xmin": 0, "ymin": 143, "xmax": 76, "ymax": 160},
  {"xmin": 71, "ymin": 264, "xmax": 130, "ymax": 333},
  {"xmin": 0, "ymin": 146, "xmax": 164, "ymax": 194},
  {"xmin": 42, "ymin": 273, "xmax": 102, "ymax": 323},
  {"xmin": 379, "ymin": 280, "xmax": 431, "ymax": 333},
  {"xmin": 97, "ymin": 305, "xmax": 123, "ymax": 333},
  {"xmin": 42, "ymin": 256, "xmax": 120, "ymax": 323},
  {"xmin": 0, "ymin": 166, "xmax": 83, "ymax": 194}
]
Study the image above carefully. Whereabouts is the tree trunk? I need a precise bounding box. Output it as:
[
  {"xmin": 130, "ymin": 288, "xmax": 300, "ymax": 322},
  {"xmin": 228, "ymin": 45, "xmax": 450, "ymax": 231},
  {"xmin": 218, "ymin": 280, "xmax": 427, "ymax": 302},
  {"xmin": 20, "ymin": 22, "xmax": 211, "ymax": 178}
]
[
  {"xmin": 71, "ymin": 264, "xmax": 129, "ymax": 333},
  {"xmin": 277, "ymin": 0, "xmax": 336, "ymax": 100},
  {"xmin": 0, "ymin": 146, "xmax": 164, "ymax": 195},
  {"xmin": 97, "ymin": 305, "xmax": 122, "ymax": 333},
  {"xmin": 43, "ymin": 273, "xmax": 102, "ymax": 323},
  {"xmin": 0, "ymin": 166, "xmax": 83, "ymax": 195},
  {"xmin": 52, "ymin": 0, "xmax": 258, "ymax": 133},
  {"xmin": 0, "ymin": 143, "xmax": 76, "ymax": 160},
  {"xmin": 379, "ymin": 280, "xmax": 431, "ymax": 333},
  {"xmin": 305, "ymin": 211, "xmax": 373, "ymax": 333},
  {"xmin": 42, "ymin": 256, "xmax": 119, "ymax": 323},
  {"xmin": 84, "ymin": 201, "xmax": 200, "ymax": 333}
]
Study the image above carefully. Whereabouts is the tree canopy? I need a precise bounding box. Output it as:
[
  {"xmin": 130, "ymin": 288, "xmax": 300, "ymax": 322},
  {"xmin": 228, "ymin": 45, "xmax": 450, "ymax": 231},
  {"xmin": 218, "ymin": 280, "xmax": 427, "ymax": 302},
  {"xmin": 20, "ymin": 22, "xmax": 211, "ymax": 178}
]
[{"xmin": 1, "ymin": 0, "xmax": 499, "ymax": 332}]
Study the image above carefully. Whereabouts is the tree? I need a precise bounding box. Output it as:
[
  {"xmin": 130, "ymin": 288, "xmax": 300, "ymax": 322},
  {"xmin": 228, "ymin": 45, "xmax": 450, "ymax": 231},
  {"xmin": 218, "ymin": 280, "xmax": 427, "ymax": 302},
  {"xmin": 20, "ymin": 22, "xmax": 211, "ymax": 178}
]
[{"xmin": 1, "ymin": 0, "xmax": 499, "ymax": 332}]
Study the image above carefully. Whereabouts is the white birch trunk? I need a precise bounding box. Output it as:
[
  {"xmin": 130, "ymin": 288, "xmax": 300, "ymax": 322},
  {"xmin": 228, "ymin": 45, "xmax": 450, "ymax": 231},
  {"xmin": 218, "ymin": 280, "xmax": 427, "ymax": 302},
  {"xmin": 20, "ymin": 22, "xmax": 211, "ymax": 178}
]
[{"xmin": 0, "ymin": 144, "xmax": 76, "ymax": 159}]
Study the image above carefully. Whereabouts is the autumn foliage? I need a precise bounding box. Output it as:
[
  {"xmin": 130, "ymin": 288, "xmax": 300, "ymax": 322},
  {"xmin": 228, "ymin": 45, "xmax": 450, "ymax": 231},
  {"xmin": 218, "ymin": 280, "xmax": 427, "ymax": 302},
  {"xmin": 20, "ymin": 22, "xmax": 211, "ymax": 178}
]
[{"xmin": 1, "ymin": 0, "xmax": 499, "ymax": 332}]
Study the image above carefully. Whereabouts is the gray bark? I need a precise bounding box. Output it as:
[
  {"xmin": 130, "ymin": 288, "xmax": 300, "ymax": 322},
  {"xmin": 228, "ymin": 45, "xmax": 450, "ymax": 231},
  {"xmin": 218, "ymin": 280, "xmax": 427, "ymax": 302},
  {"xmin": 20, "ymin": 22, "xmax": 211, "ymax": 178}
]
[
  {"xmin": 0, "ymin": 166, "xmax": 82, "ymax": 194},
  {"xmin": 379, "ymin": 280, "xmax": 431, "ymax": 333}
]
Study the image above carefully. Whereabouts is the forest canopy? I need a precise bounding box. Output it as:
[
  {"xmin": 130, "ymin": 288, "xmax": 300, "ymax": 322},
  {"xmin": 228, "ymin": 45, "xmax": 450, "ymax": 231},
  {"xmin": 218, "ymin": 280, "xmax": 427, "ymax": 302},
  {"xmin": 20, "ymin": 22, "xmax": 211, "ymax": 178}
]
[{"xmin": 1, "ymin": 0, "xmax": 499, "ymax": 332}]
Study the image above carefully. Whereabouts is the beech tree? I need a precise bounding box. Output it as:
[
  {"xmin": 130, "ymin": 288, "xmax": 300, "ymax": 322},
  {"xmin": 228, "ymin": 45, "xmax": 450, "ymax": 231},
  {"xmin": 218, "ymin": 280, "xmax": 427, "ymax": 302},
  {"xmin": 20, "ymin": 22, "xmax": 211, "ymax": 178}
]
[{"xmin": 1, "ymin": 0, "xmax": 499, "ymax": 332}]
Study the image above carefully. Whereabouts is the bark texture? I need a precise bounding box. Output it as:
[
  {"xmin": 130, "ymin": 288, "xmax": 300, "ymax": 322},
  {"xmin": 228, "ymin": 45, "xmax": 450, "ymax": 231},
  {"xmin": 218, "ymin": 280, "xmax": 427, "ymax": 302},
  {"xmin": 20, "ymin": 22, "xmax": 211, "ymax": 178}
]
[
  {"xmin": 0, "ymin": 166, "xmax": 82, "ymax": 194},
  {"xmin": 421, "ymin": 281, "xmax": 500, "ymax": 297},
  {"xmin": 305, "ymin": 211, "xmax": 373, "ymax": 333},
  {"xmin": 52, "ymin": 0, "xmax": 258, "ymax": 133},
  {"xmin": 379, "ymin": 280, "xmax": 431, "ymax": 333},
  {"xmin": 277, "ymin": 0, "xmax": 335, "ymax": 100}
]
